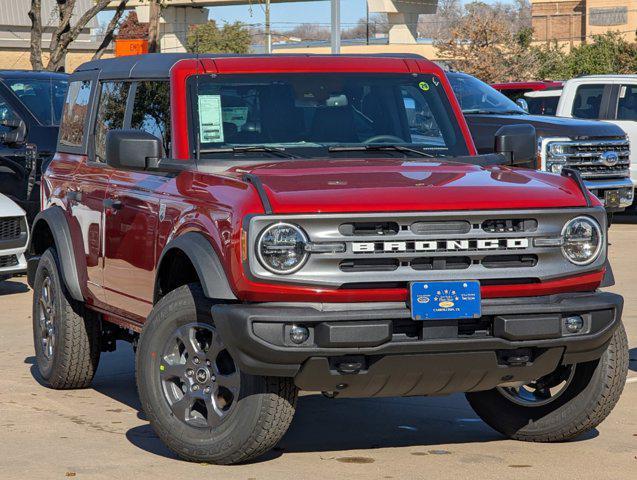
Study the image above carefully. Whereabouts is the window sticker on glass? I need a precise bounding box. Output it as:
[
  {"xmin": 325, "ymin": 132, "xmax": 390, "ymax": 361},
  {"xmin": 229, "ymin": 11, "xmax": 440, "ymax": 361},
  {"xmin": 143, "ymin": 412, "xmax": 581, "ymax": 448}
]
[{"xmin": 198, "ymin": 95, "xmax": 224, "ymax": 143}]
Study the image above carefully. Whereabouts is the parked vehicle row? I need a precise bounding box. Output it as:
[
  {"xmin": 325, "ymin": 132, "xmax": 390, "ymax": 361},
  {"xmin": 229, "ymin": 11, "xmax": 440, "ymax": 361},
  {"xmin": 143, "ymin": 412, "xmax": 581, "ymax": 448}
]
[
  {"xmin": 27, "ymin": 53, "xmax": 628, "ymax": 465},
  {"xmin": 451, "ymin": 72, "xmax": 634, "ymax": 211},
  {"xmin": 496, "ymin": 76, "xmax": 637, "ymax": 207}
]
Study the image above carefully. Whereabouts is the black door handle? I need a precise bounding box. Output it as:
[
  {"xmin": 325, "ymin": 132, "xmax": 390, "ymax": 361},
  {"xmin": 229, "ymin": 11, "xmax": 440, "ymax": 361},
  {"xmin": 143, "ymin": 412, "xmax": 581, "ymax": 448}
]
[
  {"xmin": 103, "ymin": 198, "xmax": 123, "ymax": 211},
  {"xmin": 67, "ymin": 190, "xmax": 82, "ymax": 202}
]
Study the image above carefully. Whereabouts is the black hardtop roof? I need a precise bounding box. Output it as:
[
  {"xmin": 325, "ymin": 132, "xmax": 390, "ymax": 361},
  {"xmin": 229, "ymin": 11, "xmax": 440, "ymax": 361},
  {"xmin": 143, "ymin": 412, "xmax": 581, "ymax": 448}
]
[
  {"xmin": 0, "ymin": 70, "xmax": 69, "ymax": 81},
  {"xmin": 74, "ymin": 53, "xmax": 428, "ymax": 80}
]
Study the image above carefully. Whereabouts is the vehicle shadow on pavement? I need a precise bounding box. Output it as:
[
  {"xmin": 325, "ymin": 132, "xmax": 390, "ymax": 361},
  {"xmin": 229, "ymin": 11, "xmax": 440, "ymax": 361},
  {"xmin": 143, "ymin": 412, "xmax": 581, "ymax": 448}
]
[
  {"xmin": 25, "ymin": 342, "xmax": 601, "ymax": 463},
  {"xmin": 629, "ymin": 348, "xmax": 637, "ymax": 372},
  {"xmin": 0, "ymin": 279, "xmax": 29, "ymax": 296}
]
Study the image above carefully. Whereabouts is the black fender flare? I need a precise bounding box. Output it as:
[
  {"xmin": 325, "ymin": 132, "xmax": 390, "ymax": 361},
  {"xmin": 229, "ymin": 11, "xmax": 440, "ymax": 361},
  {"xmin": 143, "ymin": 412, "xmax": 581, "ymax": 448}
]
[
  {"xmin": 156, "ymin": 232, "xmax": 237, "ymax": 301},
  {"xmin": 29, "ymin": 206, "xmax": 85, "ymax": 302}
]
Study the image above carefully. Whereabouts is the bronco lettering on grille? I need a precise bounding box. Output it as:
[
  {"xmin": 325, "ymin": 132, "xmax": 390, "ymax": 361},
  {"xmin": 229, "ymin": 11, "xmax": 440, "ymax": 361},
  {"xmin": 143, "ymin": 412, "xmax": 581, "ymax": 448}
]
[{"xmin": 352, "ymin": 238, "xmax": 529, "ymax": 253}]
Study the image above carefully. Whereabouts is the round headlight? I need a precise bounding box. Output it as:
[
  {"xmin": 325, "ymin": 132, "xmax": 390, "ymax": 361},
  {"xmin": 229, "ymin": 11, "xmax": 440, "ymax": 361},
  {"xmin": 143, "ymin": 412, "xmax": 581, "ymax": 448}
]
[
  {"xmin": 561, "ymin": 216, "xmax": 603, "ymax": 265},
  {"xmin": 257, "ymin": 223, "xmax": 309, "ymax": 274}
]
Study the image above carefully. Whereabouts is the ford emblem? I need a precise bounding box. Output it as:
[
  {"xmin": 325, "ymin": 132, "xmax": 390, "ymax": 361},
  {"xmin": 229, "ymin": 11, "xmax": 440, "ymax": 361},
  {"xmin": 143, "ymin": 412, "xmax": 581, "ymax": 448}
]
[{"xmin": 600, "ymin": 151, "xmax": 619, "ymax": 167}]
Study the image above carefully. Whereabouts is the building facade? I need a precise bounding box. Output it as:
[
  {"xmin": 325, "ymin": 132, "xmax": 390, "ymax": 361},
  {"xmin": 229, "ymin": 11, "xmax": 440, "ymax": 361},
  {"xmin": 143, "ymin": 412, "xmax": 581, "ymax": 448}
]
[{"xmin": 532, "ymin": 0, "xmax": 637, "ymax": 44}]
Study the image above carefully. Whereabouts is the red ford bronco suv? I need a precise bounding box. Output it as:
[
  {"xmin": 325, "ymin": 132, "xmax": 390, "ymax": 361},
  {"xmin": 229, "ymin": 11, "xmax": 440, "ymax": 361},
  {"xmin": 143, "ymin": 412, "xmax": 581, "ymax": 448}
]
[{"xmin": 28, "ymin": 54, "xmax": 627, "ymax": 464}]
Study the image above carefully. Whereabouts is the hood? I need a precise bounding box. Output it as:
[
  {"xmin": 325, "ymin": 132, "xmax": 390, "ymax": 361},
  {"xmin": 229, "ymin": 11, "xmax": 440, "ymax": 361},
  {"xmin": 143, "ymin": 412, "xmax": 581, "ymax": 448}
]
[
  {"xmin": 226, "ymin": 158, "xmax": 591, "ymax": 214},
  {"xmin": 463, "ymin": 113, "xmax": 625, "ymax": 155},
  {"xmin": 465, "ymin": 113, "xmax": 625, "ymax": 138},
  {"xmin": 0, "ymin": 193, "xmax": 26, "ymax": 217}
]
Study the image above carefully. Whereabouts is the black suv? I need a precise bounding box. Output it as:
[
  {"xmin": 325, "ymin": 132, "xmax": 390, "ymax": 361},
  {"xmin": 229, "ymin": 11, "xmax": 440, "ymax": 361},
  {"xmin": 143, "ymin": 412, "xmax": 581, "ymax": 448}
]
[
  {"xmin": 0, "ymin": 71, "xmax": 68, "ymax": 222},
  {"xmin": 448, "ymin": 72, "xmax": 634, "ymax": 213}
]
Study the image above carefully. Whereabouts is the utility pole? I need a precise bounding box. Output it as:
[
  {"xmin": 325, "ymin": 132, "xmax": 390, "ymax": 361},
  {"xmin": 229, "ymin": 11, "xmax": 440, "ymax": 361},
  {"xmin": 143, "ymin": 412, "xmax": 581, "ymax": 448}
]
[
  {"xmin": 366, "ymin": 0, "xmax": 369, "ymax": 45},
  {"xmin": 265, "ymin": 0, "xmax": 272, "ymax": 54},
  {"xmin": 331, "ymin": 0, "xmax": 341, "ymax": 54},
  {"xmin": 148, "ymin": 0, "xmax": 162, "ymax": 53}
]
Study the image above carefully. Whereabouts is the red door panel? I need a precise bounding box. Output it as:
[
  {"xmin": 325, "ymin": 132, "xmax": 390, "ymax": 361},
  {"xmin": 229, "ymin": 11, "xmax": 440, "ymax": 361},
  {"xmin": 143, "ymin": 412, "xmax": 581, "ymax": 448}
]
[{"xmin": 103, "ymin": 171, "xmax": 168, "ymax": 320}]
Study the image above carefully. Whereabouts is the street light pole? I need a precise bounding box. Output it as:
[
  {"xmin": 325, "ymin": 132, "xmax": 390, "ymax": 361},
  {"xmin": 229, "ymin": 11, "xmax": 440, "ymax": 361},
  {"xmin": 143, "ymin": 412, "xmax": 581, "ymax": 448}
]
[
  {"xmin": 331, "ymin": 0, "xmax": 341, "ymax": 54},
  {"xmin": 265, "ymin": 0, "xmax": 272, "ymax": 54}
]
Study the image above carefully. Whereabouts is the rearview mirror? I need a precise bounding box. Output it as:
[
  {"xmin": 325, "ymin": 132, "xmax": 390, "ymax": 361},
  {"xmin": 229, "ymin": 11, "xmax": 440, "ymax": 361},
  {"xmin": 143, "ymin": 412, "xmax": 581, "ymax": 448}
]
[
  {"xmin": 494, "ymin": 124, "xmax": 537, "ymax": 169},
  {"xmin": 515, "ymin": 98, "xmax": 529, "ymax": 113},
  {"xmin": 0, "ymin": 120, "xmax": 26, "ymax": 145},
  {"xmin": 105, "ymin": 129, "xmax": 163, "ymax": 170}
]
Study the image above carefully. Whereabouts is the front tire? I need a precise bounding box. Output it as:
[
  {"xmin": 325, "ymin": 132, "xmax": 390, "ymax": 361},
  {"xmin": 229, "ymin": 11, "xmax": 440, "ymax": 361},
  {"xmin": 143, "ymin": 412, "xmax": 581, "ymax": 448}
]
[
  {"xmin": 32, "ymin": 248, "xmax": 101, "ymax": 389},
  {"xmin": 136, "ymin": 284, "xmax": 297, "ymax": 464},
  {"xmin": 466, "ymin": 323, "xmax": 628, "ymax": 442}
]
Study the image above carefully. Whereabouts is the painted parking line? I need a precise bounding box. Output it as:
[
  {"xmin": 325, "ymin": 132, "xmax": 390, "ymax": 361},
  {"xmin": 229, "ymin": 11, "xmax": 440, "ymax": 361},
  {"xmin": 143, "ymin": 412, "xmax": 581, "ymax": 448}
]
[{"xmin": 626, "ymin": 377, "xmax": 637, "ymax": 384}]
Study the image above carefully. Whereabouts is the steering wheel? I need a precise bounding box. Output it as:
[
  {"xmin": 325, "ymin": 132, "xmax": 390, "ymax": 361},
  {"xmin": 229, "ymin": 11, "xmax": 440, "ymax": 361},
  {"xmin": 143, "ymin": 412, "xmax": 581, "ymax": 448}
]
[{"xmin": 363, "ymin": 135, "xmax": 405, "ymax": 144}]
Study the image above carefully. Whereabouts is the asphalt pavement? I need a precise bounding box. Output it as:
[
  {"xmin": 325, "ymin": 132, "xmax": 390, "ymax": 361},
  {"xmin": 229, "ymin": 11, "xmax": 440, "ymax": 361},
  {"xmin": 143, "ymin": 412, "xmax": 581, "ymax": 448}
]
[{"xmin": 0, "ymin": 225, "xmax": 636, "ymax": 479}]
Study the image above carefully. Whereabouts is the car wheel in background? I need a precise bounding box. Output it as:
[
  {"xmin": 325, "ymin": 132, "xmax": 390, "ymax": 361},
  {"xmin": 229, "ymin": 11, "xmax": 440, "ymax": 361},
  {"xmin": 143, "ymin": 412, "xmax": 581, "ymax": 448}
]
[{"xmin": 32, "ymin": 247, "xmax": 101, "ymax": 389}]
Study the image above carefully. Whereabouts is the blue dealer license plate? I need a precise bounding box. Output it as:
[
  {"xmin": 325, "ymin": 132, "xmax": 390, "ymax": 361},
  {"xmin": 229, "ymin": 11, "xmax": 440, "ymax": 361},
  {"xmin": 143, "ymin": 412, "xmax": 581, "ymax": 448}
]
[{"xmin": 410, "ymin": 281, "xmax": 481, "ymax": 321}]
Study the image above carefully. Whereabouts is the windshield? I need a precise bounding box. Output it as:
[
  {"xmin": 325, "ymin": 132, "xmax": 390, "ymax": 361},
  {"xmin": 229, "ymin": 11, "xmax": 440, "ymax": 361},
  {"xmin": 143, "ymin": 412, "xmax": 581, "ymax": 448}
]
[
  {"xmin": 447, "ymin": 73, "xmax": 526, "ymax": 115},
  {"xmin": 3, "ymin": 78, "xmax": 68, "ymax": 126},
  {"xmin": 188, "ymin": 73, "xmax": 469, "ymax": 158}
]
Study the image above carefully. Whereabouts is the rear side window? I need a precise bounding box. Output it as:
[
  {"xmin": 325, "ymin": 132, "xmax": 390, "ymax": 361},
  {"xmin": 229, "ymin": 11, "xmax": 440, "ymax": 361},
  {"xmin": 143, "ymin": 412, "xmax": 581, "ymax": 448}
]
[
  {"xmin": 60, "ymin": 80, "xmax": 92, "ymax": 148},
  {"xmin": 94, "ymin": 81, "xmax": 130, "ymax": 162},
  {"xmin": 616, "ymin": 84, "xmax": 637, "ymax": 120},
  {"xmin": 572, "ymin": 84, "xmax": 604, "ymax": 119},
  {"xmin": 130, "ymin": 81, "xmax": 171, "ymax": 156}
]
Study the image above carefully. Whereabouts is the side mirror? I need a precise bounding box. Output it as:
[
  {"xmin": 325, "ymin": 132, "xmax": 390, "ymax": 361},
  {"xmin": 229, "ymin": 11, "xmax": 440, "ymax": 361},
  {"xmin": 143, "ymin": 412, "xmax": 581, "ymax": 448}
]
[
  {"xmin": 0, "ymin": 120, "xmax": 26, "ymax": 145},
  {"xmin": 494, "ymin": 124, "xmax": 537, "ymax": 169},
  {"xmin": 515, "ymin": 98, "xmax": 529, "ymax": 113},
  {"xmin": 105, "ymin": 129, "xmax": 163, "ymax": 170}
]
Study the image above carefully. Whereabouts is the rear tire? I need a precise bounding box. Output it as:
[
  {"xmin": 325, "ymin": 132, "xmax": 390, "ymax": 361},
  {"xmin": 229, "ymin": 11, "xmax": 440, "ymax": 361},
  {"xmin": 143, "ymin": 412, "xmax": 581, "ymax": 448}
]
[
  {"xmin": 136, "ymin": 284, "xmax": 297, "ymax": 464},
  {"xmin": 32, "ymin": 248, "xmax": 101, "ymax": 389},
  {"xmin": 466, "ymin": 323, "xmax": 628, "ymax": 442}
]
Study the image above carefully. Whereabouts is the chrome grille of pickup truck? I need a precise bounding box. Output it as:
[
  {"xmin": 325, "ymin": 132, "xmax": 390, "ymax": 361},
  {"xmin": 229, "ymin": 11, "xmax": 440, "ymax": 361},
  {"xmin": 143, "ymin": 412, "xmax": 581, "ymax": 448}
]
[
  {"xmin": 550, "ymin": 139, "xmax": 631, "ymax": 179},
  {"xmin": 247, "ymin": 209, "xmax": 607, "ymax": 288}
]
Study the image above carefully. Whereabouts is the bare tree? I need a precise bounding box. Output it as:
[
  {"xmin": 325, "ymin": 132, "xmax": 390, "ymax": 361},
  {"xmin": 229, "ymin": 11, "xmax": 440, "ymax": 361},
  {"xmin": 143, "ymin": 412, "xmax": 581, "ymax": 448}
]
[
  {"xmin": 94, "ymin": 0, "xmax": 130, "ymax": 60},
  {"xmin": 29, "ymin": 0, "xmax": 129, "ymax": 71},
  {"xmin": 436, "ymin": 2, "xmax": 537, "ymax": 83},
  {"xmin": 28, "ymin": 0, "xmax": 44, "ymax": 70},
  {"xmin": 148, "ymin": 0, "xmax": 162, "ymax": 53}
]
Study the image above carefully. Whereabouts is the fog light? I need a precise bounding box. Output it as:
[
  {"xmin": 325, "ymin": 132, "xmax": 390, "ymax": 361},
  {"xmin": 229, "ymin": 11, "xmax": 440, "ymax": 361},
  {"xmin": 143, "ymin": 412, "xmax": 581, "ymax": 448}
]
[
  {"xmin": 289, "ymin": 325, "xmax": 310, "ymax": 344},
  {"xmin": 564, "ymin": 315, "xmax": 584, "ymax": 334}
]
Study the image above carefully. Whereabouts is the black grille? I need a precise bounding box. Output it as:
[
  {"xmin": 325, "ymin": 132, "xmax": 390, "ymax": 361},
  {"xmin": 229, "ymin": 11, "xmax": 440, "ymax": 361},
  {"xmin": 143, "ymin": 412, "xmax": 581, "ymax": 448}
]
[
  {"xmin": 0, "ymin": 255, "xmax": 18, "ymax": 268},
  {"xmin": 0, "ymin": 217, "xmax": 21, "ymax": 240}
]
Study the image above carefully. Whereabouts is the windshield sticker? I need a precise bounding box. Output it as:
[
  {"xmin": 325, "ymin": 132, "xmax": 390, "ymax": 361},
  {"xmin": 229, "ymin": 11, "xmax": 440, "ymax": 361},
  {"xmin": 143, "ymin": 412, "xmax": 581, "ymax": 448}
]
[
  {"xmin": 198, "ymin": 95, "xmax": 224, "ymax": 143},
  {"xmin": 432, "ymin": 77, "xmax": 440, "ymax": 87},
  {"xmin": 418, "ymin": 81, "xmax": 430, "ymax": 92}
]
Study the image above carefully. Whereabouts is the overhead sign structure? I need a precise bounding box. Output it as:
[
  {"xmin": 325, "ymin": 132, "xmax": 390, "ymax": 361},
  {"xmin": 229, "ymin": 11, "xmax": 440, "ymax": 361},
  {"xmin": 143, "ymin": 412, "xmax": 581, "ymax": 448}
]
[{"xmin": 105, "ymin": 0, "xmax": 439, "ymax": 53}]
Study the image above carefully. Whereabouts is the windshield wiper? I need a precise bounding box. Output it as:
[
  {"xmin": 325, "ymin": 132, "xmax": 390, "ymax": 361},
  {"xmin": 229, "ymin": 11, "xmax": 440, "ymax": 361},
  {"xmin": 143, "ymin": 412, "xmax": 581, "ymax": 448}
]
[
  {"xmin": 328, "ymin": 145, "xmax": 436, "ymax": 158},
  {"xmin": 199, "ymin": 145, "xmax": 299, "ymax": 158}
]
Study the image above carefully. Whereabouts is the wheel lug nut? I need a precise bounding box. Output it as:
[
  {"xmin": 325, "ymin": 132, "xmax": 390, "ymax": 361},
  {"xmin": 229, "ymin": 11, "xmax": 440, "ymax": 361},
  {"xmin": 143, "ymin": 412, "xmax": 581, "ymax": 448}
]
[
  {"xmin": 192, "ymin": 385, "xmax": 199, "ymax": 391},
  {"xmin": 193, "ymin": 357, "xmax": 200, "ymax": 364},
  {"xmin": 211, "ymin": 375, "xmax": 216, "ymax": 382},
  {"xmin": 206, "ymin": 360, "xmax": 211, "ymax": 367},
  {"xmin": 186, "ymin": 369, "xmax": 194, "ymax": 377},
  {"xmin": 204, "ymin": 387, "xmax": 211, "ymax": 394}
]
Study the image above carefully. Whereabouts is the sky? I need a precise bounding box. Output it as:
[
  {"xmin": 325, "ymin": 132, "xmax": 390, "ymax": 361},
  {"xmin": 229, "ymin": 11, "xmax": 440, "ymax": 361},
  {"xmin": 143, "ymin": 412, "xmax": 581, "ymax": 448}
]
[{"xmin": 98, "ymin": 0, "xmax": 508, "ymax": 32}]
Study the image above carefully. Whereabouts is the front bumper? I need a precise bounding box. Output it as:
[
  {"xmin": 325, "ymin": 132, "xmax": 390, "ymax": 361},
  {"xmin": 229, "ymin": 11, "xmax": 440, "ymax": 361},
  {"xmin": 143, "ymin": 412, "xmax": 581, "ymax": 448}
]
[
  {"xmin": 585, "ymin": 177, "xmax": 634, "ymax": 210},
  {"xmin": 212, "ymin": 291, "xmax": 623, "ymax": 397}
]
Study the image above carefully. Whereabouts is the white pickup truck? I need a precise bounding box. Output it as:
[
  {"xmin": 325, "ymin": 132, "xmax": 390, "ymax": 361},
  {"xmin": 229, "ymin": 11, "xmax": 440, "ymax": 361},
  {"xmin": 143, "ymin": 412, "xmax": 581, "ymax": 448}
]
[{"xmin": 553, "ymin": 75, "xmax": 637, "ymax": 189}]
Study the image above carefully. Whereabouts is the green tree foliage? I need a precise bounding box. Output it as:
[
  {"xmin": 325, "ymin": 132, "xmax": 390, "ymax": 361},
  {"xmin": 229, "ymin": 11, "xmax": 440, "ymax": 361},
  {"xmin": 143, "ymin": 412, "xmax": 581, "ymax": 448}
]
[
  {"xmin": 187, "ymin": 21, "xmax": 251, "ymax": 54},
  {"xmin": 535, "ymin": 32, "xmax": 637, "ymax": 79}
]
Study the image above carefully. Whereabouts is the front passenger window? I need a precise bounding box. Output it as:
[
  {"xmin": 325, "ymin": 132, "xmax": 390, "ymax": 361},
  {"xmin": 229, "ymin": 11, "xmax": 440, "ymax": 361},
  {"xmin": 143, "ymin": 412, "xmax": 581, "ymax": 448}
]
[{"xmin": 94, "ymin": 81, "xmax": 129, "ymax": 162}]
